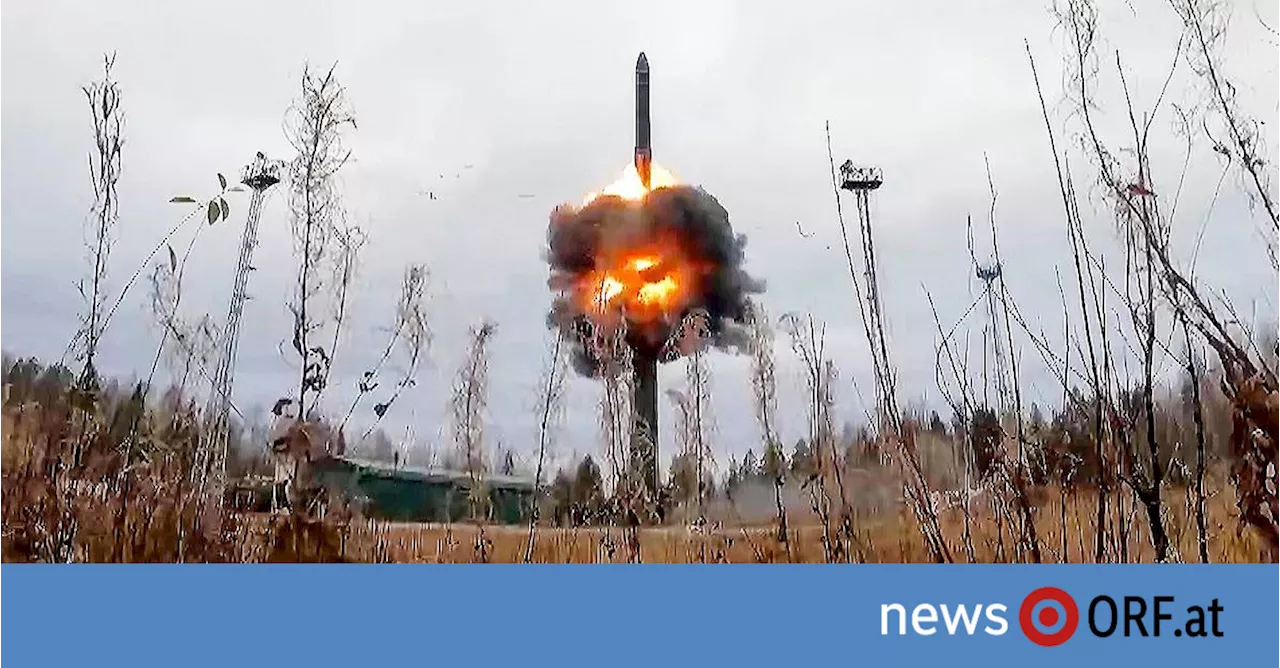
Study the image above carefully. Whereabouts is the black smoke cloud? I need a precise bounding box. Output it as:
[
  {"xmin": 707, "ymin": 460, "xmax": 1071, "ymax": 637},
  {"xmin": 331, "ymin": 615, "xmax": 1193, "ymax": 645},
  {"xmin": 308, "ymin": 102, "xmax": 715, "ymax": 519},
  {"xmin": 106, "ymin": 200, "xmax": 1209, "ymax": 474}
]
[{"xmin": 545, "ymin": 185, "xmax": 765, "ymax": 377}]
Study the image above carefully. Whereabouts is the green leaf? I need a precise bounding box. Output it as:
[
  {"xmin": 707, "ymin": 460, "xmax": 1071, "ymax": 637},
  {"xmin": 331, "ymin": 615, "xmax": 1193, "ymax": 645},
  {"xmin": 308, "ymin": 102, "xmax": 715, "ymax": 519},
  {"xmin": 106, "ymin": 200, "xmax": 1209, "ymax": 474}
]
[
  {"xmin": 219, "ymin": 198, "xmax": 230, "ymax": 221},
  {"xmin": 217, "ymin": 173, "xmax": 227, "ymax": 190},
  {"xmin": 206, "ymin": 201, "xmax": 218, "ymax": 225},
  {"xmin": 170, "ymin": 196, "xmax": 197, "ymax": 204},
  {"xmin": 167, "ymin": 245, "xmax": 177, "ymax": 271}
]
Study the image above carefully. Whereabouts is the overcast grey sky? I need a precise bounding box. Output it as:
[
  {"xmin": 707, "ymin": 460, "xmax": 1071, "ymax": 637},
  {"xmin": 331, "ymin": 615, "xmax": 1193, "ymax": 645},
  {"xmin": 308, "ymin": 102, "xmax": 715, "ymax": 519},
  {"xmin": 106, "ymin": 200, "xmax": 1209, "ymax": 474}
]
[{"xmin": 3, "ymin": 0, "xmax": 1276, "ymax": 476}]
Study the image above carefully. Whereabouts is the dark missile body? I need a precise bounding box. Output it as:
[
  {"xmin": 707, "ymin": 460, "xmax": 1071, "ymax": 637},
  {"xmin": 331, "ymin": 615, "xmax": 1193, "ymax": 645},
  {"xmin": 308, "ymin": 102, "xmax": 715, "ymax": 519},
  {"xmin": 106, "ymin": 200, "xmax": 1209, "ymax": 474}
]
[{"xmin": 635, "ymin": 52, "xmax": 651, "ymax": 190}]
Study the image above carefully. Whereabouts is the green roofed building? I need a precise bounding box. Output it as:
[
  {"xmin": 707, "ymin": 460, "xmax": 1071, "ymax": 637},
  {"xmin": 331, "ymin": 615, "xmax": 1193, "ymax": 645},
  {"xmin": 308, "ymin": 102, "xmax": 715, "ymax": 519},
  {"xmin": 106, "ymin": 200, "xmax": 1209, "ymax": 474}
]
[{"xmin": 309, "ymin": 455, "xmax": 536, "ymax": 525}]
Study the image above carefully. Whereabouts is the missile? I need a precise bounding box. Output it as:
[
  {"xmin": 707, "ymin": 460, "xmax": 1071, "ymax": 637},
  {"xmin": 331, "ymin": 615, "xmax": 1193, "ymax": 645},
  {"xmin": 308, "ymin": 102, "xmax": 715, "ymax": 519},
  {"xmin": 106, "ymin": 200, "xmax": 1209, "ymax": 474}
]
[{"xmin": 635, "ymin": 52, "xmax": 652, "ymax": 190}]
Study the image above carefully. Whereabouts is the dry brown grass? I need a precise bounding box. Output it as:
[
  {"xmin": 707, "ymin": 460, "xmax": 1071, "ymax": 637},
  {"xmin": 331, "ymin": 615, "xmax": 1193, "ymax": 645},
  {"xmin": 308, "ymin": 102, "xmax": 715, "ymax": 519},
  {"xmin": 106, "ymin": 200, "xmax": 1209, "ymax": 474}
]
[
  {"xmin": 212, "ymin": 483, "xmax": 1259, "ymax": 564},
  {"xmin": 2, "ymin": 400, "xmax": 1266, "ymax": 564}
]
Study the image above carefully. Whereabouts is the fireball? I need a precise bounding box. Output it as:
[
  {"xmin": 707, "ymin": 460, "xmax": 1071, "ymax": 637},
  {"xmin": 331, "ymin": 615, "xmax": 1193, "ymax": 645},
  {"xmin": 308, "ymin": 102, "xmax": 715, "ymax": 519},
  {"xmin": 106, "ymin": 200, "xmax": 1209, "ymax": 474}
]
[
  {"xmin": 578, "ymin": 241, "xmax": 701, "ymax": 325},
  {"xmin": 581, "ymin": 161, "xmax": 680, "ymax": 207},
  {"xmin": 571, "ymin": 162, "xmax": 702, "ymax": 325}
]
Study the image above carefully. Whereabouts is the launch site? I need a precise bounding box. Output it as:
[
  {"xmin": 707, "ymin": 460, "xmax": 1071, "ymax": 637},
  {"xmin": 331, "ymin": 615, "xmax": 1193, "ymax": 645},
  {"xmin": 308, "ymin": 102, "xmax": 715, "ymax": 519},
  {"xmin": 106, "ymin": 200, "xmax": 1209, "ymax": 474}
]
[{"xmin": 1, "ymin": 0, "xmax": 1277, "ymax": 564}]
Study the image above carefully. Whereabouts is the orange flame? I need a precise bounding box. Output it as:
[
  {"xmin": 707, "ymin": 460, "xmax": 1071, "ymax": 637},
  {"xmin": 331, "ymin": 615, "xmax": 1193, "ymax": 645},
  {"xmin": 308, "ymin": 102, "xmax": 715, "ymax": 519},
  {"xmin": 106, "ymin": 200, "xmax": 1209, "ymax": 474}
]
[
  {"xmin": 578, "ymin": 245, "xmax": 700, "ymax": 322},
  {"xmin": 574, "ymin": 162, "xmax": 697, "ymax": 323},
  {"xmin": 581, "ymin": 162, "xmax": 680, "ymax": 207}
]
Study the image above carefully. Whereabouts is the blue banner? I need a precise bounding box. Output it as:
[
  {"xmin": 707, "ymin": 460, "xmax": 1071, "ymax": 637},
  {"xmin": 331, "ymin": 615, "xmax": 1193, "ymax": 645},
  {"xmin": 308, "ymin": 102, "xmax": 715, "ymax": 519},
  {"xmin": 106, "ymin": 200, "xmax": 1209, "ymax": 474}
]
[{"xmin": 4, "ymin": 565, "xmax": 1275, "ymax": 666}]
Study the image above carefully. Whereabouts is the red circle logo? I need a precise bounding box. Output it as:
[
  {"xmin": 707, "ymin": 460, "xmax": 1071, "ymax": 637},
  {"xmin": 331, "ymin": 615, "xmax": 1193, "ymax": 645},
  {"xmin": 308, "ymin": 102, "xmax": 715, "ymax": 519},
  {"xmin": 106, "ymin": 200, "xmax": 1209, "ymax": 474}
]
[{"xmin": 1019, "ymin": 587, "xmax": 1079, "ymax": 646}]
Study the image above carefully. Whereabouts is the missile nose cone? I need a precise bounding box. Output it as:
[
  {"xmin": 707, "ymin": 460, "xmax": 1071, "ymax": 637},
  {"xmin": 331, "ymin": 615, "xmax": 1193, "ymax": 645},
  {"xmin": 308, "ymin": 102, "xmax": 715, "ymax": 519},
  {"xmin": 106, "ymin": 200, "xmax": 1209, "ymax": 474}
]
[{"xmin": 636, "ymin": 52, "xmax": 649, "ymax": 72}]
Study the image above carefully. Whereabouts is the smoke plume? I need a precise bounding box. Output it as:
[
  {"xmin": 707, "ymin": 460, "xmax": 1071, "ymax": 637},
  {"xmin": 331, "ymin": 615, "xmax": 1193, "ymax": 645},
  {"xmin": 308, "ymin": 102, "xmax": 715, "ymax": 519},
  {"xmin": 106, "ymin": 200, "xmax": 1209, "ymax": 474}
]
[{"xmin": 545, "ymin": 185, "xmax": 764, "ymax": 377}]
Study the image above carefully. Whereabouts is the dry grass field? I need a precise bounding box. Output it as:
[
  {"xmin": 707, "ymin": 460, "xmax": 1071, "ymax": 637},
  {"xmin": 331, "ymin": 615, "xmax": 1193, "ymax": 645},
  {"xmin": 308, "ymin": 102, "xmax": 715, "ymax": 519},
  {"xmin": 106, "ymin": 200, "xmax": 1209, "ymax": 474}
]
[
  {"xmin": 1, "ymin": 390, "xmax": 1270, "ymax": 564},
  {"xmin": 258, "ymin": 486, "xmax": 1260, "ymax": 564}
]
